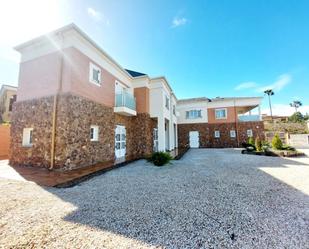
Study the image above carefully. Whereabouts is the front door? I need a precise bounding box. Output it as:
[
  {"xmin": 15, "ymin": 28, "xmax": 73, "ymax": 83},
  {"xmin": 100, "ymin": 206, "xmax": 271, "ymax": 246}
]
[
  {"xmin": 115, "ymin": 125, "xmax": 126, "ymax": 158},
  {"xmin": 189, "ymin": 131, "xmax": 199, "ymax": 148}
]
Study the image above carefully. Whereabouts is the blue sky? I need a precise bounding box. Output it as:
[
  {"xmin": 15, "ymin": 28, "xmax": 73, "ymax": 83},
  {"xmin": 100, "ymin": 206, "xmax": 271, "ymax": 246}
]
[{"xmin": 0, "ymin": 0, "xmax": 308, "ymax": 115}]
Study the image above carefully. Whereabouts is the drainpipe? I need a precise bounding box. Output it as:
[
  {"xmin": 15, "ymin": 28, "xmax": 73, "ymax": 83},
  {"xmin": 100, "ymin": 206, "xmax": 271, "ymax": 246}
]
[
  {"xmin": 49, "ymin": 34, "xmax": 64, "ymax": 170},
  {"xmin": 234, "ymin": 99, "xmax": 240, "ymax": 147}
]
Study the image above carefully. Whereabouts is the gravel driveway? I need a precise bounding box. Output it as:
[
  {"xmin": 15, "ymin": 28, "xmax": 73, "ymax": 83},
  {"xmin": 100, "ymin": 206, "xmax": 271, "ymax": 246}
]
[{"xmin": 1, "ymin": 149, "xmax": 309, "ymax": 248}]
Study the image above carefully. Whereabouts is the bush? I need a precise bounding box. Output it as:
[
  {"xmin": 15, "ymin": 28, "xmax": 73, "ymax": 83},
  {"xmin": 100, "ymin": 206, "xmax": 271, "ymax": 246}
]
[
  {"xmin": 272, "ymin": 134, "xmax": 283, "ymax": 150},
  {"xmin": 248, "ymin": 137, "xmax": 254, "ymax": 146},
  {"xmin": 281, "ymin": 145, "xmax": 296, "ymax": 151},
  {"xmin": 148, "ymin": 152, "xmax": 172, "ymax": 166},
  {"xmin": 255, "ymin": 137, "xmax": 262, "ymax": 152}
]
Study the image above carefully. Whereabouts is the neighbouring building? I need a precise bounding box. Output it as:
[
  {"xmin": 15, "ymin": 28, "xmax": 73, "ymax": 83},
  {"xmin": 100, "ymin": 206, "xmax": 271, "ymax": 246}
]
[
  {"xmin": 177, "ymin": 97, "xmax": 264, "ymax": 148},
  {"xmin": 10, "ymin": 24, "xmax": 177, "ymax": 170},
  {"xmin": 10, "ymin": 23, "xmax": 265, "ymax": 172},
  {"xmin": 0, "ymin": 85, "xmax": 17, "ymax": 123}
]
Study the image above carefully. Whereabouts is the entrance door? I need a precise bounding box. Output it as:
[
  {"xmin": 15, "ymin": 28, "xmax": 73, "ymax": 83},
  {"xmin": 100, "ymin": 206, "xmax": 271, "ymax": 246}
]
[
  {"xmin": 115, "ymin": 125, "xmax": 126, "ymax": 158},
  {"xmin": 189, "ymin": 131, "xmax": 199, "ymax": 148}
]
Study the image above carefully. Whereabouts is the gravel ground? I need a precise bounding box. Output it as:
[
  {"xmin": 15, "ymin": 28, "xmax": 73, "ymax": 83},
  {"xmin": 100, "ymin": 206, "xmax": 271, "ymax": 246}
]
[{"xmin": 0, "ymin": 149, "xmax": 309, "ymax": 248}]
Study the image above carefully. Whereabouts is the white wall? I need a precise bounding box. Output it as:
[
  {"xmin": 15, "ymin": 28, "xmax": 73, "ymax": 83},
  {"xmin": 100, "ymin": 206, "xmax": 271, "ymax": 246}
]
[{"xmin": 177, "ymin": 101, "xmax": 209, "ymax": 124}]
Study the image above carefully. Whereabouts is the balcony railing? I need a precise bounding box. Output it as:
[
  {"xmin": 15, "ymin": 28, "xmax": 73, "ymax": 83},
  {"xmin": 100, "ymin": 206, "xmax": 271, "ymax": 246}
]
[
  {"xmin": 238, "ymin": 115, "xmax": 261, "ymax": 122},
  {"xmin": 115, "ymin": 92, "xmax": 136, "ymax": 111}
]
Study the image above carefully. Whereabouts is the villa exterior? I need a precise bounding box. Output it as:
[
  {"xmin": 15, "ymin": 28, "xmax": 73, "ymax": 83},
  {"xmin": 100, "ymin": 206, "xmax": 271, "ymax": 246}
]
[
  {"xmin": 10, "ymin": 24, "xmax": 177, "ymax": 170},
  {"xmin": 177, "ymin": 97, "xmax": 264, "ymax": 148},
  {"xmin": 10, "ymin": 24, "xmax": 264, "ymax": 172}
]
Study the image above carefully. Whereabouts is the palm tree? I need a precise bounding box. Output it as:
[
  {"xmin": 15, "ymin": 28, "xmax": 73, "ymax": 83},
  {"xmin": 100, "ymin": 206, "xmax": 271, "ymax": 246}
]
[
  {"xmin": 264, "ymin": 89, "xmax": 274, "ymax": 121},
  {"xmin": 290, "ymin": 100, "xmax": 302, "ymax": 113}
]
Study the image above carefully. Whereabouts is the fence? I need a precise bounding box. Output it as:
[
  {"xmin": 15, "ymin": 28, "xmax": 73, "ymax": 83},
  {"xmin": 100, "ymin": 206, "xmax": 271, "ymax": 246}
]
[{"xmin": 0, "ymin": 125, "xmax": 10, "ymax": 160}]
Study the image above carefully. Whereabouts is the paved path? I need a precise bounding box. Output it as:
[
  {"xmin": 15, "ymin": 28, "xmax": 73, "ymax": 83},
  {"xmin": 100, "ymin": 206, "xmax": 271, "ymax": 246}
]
[{"xmin": 0, "ymin": 149, "xmax": 308, "ymax": 248}]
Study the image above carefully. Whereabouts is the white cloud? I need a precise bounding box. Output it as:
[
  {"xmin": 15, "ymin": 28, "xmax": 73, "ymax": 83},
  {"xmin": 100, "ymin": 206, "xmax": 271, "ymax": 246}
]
[
  {"xmin": 258, "ymin": 74, "xmax": 291, "ymax": 93},
  {"xmin": 172, "ymin": 17, "xmax": 188, "ymax": 28},
  {"xmin": 87, "ymin": 7, "xmax": 110, "ymax": 25},
  {"xmin": 234, "ymin": 81, "xmax": 258, "ymax": 90},
  {"xmin": 261, "ymin": 104, "xmax": 309, "ymax": 116}
]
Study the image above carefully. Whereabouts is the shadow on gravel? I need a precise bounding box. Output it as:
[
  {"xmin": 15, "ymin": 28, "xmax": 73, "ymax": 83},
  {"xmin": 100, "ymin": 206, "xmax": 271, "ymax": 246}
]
[{"xmin": 48, "ymin": 149, "xmax": 309, "ymax": 248}]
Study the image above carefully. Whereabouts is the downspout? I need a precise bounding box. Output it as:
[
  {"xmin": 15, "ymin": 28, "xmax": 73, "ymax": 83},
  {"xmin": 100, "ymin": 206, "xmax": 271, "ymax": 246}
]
[
  {"xmin": 49, "ymin": 34, "xmax": 64, "ymax": 170},
  {"xmin": 234, "ymin": 99, "xmax": 240, "ymax": 147}
]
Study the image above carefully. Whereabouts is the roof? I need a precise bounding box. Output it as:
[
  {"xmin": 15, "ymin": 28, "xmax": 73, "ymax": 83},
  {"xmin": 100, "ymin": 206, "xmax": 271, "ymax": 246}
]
[
  {"xmin": 0, "ymin": 85, "xmax": 17, "ymax": 96},
  {"xmin": 178, "ymin": 97, "xmax": 210, "ymax": 103},
  {"xmin": 125, "ymin": 69, "xmax": 147, "ymax": 78},
  {"xmin": 210, "ymin": 96, "xmax": 262, "ymax": 102}
]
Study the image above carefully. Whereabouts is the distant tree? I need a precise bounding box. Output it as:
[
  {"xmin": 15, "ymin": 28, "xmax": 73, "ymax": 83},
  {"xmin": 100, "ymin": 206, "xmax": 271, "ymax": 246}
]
[
  {"xmin": 290, "ymin": 100, "xmax": 302, "ymax": 113},
  {"xmin": 288, "ymin": 112, "xmax": 304, "ymax": 123},
  {"xmin": 304, "ymin": 113, "xmax": 309, "ymax": 121},
  {"xmin": 264, "ymin": 89, "xmax": 274, "ymax": 121}
]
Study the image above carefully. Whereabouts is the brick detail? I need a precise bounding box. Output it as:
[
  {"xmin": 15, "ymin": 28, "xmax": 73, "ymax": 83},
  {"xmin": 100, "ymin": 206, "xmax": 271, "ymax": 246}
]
[
  {"xmin": 178, "ymin": 122, "xmax": 265, "ymax": 148},
  {"xmin": 10, "ymin": 94, "xmax": 157, "ymax": 171}
]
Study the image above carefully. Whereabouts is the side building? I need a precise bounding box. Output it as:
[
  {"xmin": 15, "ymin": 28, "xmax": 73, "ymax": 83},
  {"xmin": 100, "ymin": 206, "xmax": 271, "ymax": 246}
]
[
  {"xmin": 10, "ymin": 24, "xmax": 178, "ymax": 171},
  {"xmin": 177, "ymin": 97, "xmax": 264, "ymax": 148}
]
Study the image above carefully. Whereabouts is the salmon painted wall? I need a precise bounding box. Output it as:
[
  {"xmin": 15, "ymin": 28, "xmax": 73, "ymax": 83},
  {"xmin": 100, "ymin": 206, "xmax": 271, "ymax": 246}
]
[
  {"xmin": 17, "ymin": 47, "xmax": 127, "ymax": 108},
  {"xmin": 17, "ymin": 51, "xmax": 63, "ymax": 102},
  {"xmin": 208, "ymin": 106, "xmax": 237, "ymax": 124},
  {"xmin": 134, "ymin": 87, "xmax": 149, "ymax": 114}
]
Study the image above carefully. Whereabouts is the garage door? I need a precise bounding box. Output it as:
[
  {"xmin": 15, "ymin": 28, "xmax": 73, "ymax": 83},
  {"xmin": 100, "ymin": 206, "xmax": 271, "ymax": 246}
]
[{"xmin": 189, "ymin": 131, "xmax": 199, "ymax": 148}]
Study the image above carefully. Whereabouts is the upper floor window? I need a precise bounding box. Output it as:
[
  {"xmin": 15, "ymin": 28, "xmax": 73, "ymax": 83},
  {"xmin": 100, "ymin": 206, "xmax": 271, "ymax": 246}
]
[
  {"xmin": 173, "ymin": 105, "xmax": 176, "ymax": 115},
  {"xmin": 165, "ymin": 96, "xmax": 170, "ymax": 110},
  {"xmin": 89, "ymin": 62, "xmax": 101, "ymax": 86},
  {"xmin": 186, "ymin": 110, "xmax": 202, "ymax": 119},
  {"xmin": 215, "ymin": 108, "xmax": 227, "ymax": 119}
]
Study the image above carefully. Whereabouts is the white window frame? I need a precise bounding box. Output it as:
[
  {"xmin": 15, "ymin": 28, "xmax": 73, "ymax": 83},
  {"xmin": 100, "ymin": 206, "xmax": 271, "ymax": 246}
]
[
  {"xmin": 165, "ymin": 96, "xmax": 170, "ymax": 110},
  {"xmin": 90, "ymin": 125, "xmax": 99, "ymax": 141},
  {"xmin": 22, "ymin": 128, "xmax": 33, "ymax": 147},
  {"xmin": 215, "ymin": 108, "xmax": 227, "ymax": 119},
  {"xmin": 230, "ymin": 130, "xmax": 236, "ymax": 138},
  {"xmin": 89, "ymin": 62, "xmax": 102, "ymax": 86},
  {"xmin": 153, "ymin": 128, "xmax": 159, "ymax": 152},
  {"xmin": 247, "ymin": 129, "xmax": 253, "ymax": 137},
  {"xmin": 186, "ymin": 110, "xmax": 202, "ymax": 119},
  {"xmin": 214, "ymin": 130, "xmax": 220, "ymax": 138}
]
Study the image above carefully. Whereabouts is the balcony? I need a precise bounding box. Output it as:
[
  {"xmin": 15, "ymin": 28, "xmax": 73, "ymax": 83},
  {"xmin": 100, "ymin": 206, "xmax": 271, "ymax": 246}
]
[
  {"xmin": 114, "ymin": 92, "xmax": 137, "ymax": 116},
  {"xmin": 238, "ymin": 115, "xmax": 261, "ymax": 122}
]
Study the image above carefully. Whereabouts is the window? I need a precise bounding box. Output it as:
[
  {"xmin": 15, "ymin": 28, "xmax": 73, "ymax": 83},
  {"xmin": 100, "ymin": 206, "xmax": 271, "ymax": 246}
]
[
  {"xmin": 153, "ymin": 128, "xmax": 158, "ymax": 152},
  {"xmin": 214, "ymin": 130, "xmax": 220, "ymax": 138},
  {"xmin": 9, "ymin": 95, "xmax": 16, "ymax": 112},
  {"xmin": 215, "ymin": 108, "xmax": 227, "ymax": 119},
  {"xmin": 230, "ymin": 130, "xmax": 236, "ymax": 138},
  {"xmin": 173, "ymin": 105, "xmax": 176, "ymax": 115},
  {"xmin": 22, "ymin": 128, "xmax": 33, "ymax": 147},
  {"xmin": 165, "ymin": 96, "xmax": 170, "ymax": 110},
  {"xmin": 247, "ymin": 129, "xmax": 253, "ymax": 137},
  {"xmin": 89, "ymin": 62, "xmax": 101, "ymax": 86},
  {"xmin": 90, "ymin": 125, "xmax": 99, "ymax": 141},
  {"xmin": 186, "ymin": 110, "xmax": 202, "ymax": 119}
]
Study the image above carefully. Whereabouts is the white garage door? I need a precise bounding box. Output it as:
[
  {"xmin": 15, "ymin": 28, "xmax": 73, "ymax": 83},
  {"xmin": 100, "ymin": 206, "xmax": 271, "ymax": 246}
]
[{"xmin": 189, "ymin": 131, "xmax": 199, "ymax": 148}]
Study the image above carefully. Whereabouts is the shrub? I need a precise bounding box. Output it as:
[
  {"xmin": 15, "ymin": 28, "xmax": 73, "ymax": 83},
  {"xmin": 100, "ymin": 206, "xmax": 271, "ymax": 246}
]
[
  {"xmin": 272, "ymin": 134, "xmax": 283, "ymax": 150},
  {"xmin": 281, "ymin": 145, "xmax": 296, "ymax": 151},
  {"xmin": 255, "ymin": 137, "xmax": 262, "ymax": 152},
  {"xmin": 248, "ymin": 137, "xmax": 254, "ymax": 146},
  {"xmin": 148, "ymin": 152, "xmax": 172, "ymax": 166}
]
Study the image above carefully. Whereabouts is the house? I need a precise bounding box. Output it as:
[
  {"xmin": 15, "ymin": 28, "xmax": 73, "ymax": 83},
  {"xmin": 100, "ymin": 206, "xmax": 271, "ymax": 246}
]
[
  {"xmin": 10, "ymin": 24, "xmax": 178, "ymax": 170},
  {"xmin": 10, "ymin": 23, "xmax": 265, "ymax": 172},
  {"xmin": 177, "ymin": 97, "xmax": 264, "ymax": 148},
  {"xmin": 0, "ymin": 84, "xmax": 17, "ymax": 123}
]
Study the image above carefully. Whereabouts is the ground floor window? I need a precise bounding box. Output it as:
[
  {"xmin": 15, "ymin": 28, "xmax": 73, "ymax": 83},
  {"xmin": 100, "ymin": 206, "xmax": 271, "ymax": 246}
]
[
  {"xmin": 22, "ymin": 128, "xmax": 33, "ymax": 147},
  {"xmin": 230, "ymin": 130, "xmax": 236, "ymax": 138},
  {"xmin": 247, "ymin": 129, "xmax": 253, "ymax": 137},
  {"xmin": 214, "ymin": 130, "xmax": 220, "ymax": 138},
  {"xmin": 153, "ymin": 128, "xmax": 158, "ymax": 152},
  {"xmin": 90, "ymin": 125, "xmax": 99, "ymax": 141}
]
